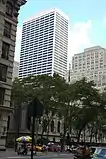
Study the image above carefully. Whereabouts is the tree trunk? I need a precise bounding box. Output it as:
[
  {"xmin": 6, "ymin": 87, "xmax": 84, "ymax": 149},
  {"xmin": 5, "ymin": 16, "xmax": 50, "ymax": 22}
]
[
  {"xmin": 61, "ymin": 122, "xmax": 67, "ymax": 151},
  {"xmin": 41, "ymin": 118, "xmax": 44, "ymax": 139},
  {"xmin": 77, "ymin": 129, "xmax": 82, "ymax": 143},
  {"xmin": 95, "ymin": 130, "xmax": 98, "ymax": 143},
  {"xmin": 41, "ymin": 129, "xmax": 44, "ymax": 139},
  {"xmin": 83, "ymin": 128, "xmax": 86, "ymax": 142},
  {"xmin": 46, "ymin": 118, "xmax": 50, "ymax": 140},
  {"xmin": 90, "ymin": 127, "xmax": 93, "ymax": 143},
  {"xmin": 35, "ymin": 119, "xmax": 39, "ymax": 144}
]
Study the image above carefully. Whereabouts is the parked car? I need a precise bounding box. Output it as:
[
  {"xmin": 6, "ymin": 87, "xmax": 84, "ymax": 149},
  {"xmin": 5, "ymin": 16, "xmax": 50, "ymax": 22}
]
[
  {"xmin": 48, "ymin": 144, "xmax": 61, "ymax": 152},
  {"xmin": 74, "ymin": 146, "xmax": 90, "ymax": 159},
  {"xmin": 92, "ymin": 147, "xmax": 106, "ymax": 159},
  {"xmin": 29, "ymin": 145, "xmax": 43, "ymax": 152}
]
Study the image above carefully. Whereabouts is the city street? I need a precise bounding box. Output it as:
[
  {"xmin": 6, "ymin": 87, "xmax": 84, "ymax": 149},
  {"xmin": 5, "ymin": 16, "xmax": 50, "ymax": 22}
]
[{"xmin": 0, "ymin": 150, "xmax": 74, "ymax": 159}]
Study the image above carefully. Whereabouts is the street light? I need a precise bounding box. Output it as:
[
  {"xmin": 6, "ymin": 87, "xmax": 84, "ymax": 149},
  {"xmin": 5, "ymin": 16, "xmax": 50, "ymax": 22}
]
[{"xmin": 27, "ymin": 97, "xmax": 43, "ymax": 159}]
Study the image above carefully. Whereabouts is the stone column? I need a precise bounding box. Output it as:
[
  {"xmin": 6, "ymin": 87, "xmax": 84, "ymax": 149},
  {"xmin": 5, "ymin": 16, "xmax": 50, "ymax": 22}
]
[
  {"xmin": 20, "ymin": 108, "xmax": 27, "ymax": 132},
  {"xmin": 9, "ymin": 113, "xmax": 14, "ymax": 130},
  {"xmin": 0, "ymin": 112, "xmax": 8, "ymax": 150}
]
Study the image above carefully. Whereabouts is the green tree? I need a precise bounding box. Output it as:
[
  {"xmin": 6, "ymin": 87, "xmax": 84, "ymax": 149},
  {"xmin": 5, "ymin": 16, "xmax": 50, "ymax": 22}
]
[{"xmin": 71, "ymin": 78, "xmax": 103, "ymax": 142}]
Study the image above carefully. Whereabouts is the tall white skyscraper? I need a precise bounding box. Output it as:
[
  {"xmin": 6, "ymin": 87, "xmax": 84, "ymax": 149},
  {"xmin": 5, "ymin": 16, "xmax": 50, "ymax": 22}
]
[{"xmin": 19, "ymin": 9, "xmax": 68, "ymax": 78}]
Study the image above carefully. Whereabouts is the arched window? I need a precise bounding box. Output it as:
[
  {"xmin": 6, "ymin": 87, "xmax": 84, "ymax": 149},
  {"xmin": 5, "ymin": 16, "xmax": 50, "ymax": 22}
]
[
  {"xmin": 51, "ymin": 120, "xmax": 54, "ymax": 133},
  {"xmin": 57, "ymin": 121, "xmax": 60, "ymax": 133}
]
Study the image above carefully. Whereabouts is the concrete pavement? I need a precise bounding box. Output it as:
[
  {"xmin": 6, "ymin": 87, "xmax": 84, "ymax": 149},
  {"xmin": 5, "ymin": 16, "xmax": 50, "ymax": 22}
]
[
  {"xmin": 0, "ymin": 149, "xmax": 74, "ymax": 159},
  {"xmin": 1, "ymin": 154, "xmax": 73, "ymax": 159}
]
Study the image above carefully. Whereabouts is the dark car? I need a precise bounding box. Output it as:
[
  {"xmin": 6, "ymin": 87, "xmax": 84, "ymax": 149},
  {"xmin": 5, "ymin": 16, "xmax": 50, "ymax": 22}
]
[{"xmin": 92, "ymin": 147, "xmax": 106, "ymax": 159}]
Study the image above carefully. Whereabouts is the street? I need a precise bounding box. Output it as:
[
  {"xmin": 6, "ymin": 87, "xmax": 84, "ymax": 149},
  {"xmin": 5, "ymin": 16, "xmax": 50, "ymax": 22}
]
[{"xmin": 0, "ymin": 150, "xmax": 74, "ymax": 159}]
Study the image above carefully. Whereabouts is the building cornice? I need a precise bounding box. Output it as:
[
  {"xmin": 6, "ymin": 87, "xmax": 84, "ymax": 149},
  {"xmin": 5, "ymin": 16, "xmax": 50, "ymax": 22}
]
[
  {"xmin": 14, "ymin": 0, "xmax": 27, "ymax": 6},
  {"xmin": 0, "ymin": 106, "xmax": 13, "ymax": 113}
]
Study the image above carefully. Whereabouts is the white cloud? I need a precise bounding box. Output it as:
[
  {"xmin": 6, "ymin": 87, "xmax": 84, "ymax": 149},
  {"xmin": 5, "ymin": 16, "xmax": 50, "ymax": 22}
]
[
  {"xmin": 68, "ymin": 20, "xmax": 93, "ymax": 64},
  {"xmin": 15, "ymin": 20, "xmax": 93, "ymax": 64}
]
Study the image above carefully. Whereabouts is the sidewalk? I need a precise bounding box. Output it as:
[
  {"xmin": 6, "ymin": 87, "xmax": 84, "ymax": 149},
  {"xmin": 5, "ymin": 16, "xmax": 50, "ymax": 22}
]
[
  {"xmin": 0, "ymin": 148, "xmax": 16, "ymax": 157},
  {"xmin": 0, "ymin": 148, "xmax": 44, "ymax": 158},
  {"xmin": 0, "ymin": 149, "xmax": 70, "ymax": 158}
]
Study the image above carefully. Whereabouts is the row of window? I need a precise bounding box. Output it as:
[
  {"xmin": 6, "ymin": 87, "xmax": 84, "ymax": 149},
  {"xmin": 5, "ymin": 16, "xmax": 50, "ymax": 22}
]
[
  {"xmin": 19, "ymin": 70, "xmax": 52, "ymax": 77},
  {"xmin": 23, "ymin": 26, "xmax": 54, "ymax": 33},
  {"xmin": 20, "ymin": 67, "xmax": 52, "ymax": 73},
  {"xmin": 20, "ymin": 64, "xmax": 52, "ymax": 70},
  {"xmin": 22, "ymin": 34, "xmax": 54, "ymax": 42},
  {"xmin": 0, "ymin": 1, "xmax": 15, "ymax": 104},
  {"xmin": 0, "ymin": 19, "xmax": 12, "ymax": 83},
  {"xmin": 0, "ymin": 20, "xmax": 12, "ymax": 83},
  {"xmin": 20, "ymin": 72, "xmax": 52, "ymax": 78},
  {"xmin": 24, "ymin": 21, "xmax": 54, "ymax": 30},
  {"xmin": 24, "ymin": 13, "xmax": 55, "ymax": 25},
  {"xmin": 20, "ymin": 55, "xmax": 52, "ymax": 61},
  {"xmin": 73, "ymin": 53, "xmax": 104, "ymax": 60}
]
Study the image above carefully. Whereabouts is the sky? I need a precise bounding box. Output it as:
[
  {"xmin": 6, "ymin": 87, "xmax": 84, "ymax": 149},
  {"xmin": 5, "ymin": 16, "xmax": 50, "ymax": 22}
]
[{"xmin": 15, "ymin": 0, "xmax": 106, "ymax": 63}]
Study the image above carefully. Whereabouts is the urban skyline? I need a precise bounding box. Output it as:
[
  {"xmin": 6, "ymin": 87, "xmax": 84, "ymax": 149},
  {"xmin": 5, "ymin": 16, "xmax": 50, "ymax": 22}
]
[{"xmin": 15, "ymin": 0, "xmax": 106, "ymax": 63}]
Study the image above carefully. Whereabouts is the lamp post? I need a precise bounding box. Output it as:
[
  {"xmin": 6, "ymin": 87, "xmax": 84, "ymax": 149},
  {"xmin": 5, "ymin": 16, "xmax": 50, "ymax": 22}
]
[{"xmin": 27, "ymin": 97, "xmax": 43, "ymax": 159}]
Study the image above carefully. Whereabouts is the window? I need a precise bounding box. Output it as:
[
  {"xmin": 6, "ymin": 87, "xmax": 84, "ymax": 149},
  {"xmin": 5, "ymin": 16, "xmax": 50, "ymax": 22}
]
[
  {"xmin": 4, "ymin": 21, "xmax": 11, "ymax": 38},
  {"xmin": 0, "ymin": 64, "xmax": 7, "ymax": 82},
  {"xmin": 57, "ymin": 121, "xmax": 60, "ymax": 133},
  {"xmin": 0, "ymin": 87, "xmax": 5, "ymax": 105},
  {"xmin": 2, "ymin": 42, "xmax": 10, "ymax": 60},
  {"xmin": 6, "ymin": 1, "xmax": 13, "ymax": 17},
  {"xmin": 7, "ymin": 116, "xmax": 10, "ymax": 130},
  {"xmin": 51, "ymin": 120, "xmax": 54, "ymax": 133}
]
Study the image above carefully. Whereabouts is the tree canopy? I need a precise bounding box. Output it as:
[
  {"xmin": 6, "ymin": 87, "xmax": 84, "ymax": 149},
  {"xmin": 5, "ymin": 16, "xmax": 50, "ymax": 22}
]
[{"xmin": 11, "ymin": 74, "xmax": 106, "ymax": 143}]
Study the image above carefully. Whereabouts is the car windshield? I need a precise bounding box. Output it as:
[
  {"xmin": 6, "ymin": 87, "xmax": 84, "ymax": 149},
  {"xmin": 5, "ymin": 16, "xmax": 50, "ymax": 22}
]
[{"xmin": 94, "ymin": 148, "xmax": 106, "ymax": 157}]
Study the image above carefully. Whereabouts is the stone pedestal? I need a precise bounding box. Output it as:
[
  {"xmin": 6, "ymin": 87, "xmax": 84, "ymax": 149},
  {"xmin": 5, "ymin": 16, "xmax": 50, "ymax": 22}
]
[{"xmin": 0, "ymin": 112, "xmax": 8, "ymax": 150}]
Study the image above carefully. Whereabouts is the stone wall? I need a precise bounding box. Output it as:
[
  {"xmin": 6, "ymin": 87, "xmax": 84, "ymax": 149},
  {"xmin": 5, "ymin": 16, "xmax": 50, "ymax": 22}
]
[{"xmin": 0, "ymin": 0, "xmax": 26, "ymax": 150}]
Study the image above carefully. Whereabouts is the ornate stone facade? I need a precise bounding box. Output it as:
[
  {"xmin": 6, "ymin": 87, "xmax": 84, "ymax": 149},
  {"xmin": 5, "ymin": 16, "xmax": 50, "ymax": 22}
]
[
  {"xmin": 0, "ymin": 0, "xmax": 26, "ymax": 150},
  {"xmin": 7, "ymin": 108, "xmax": 64, "ymax": 145}
]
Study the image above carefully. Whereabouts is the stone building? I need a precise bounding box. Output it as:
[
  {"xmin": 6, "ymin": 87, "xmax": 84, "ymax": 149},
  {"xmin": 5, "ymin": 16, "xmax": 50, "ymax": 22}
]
[
  {"xmin": 0, "ymin": 0, "xmax": 26, "ymax": 150},
  {"xmin": 7, "ymin": 107, "xmax": 64, "ymax": 145}
]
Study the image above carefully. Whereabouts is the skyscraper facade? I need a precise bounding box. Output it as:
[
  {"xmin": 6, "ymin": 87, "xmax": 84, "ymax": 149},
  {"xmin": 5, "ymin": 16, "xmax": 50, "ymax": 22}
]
[{"xmin": 19, "ymin": 9, "xmax": 68, "ymax": 78}]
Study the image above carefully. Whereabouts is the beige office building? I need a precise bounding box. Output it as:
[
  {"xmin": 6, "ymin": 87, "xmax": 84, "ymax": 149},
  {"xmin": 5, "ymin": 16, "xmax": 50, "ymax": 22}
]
[
  {"xmin": 0, "ymin": 0, "xmax": 26, "ymax": 150},
  {"xmin": 69, "ymin": 46, "xmax": 106, "ymax": 92}
]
